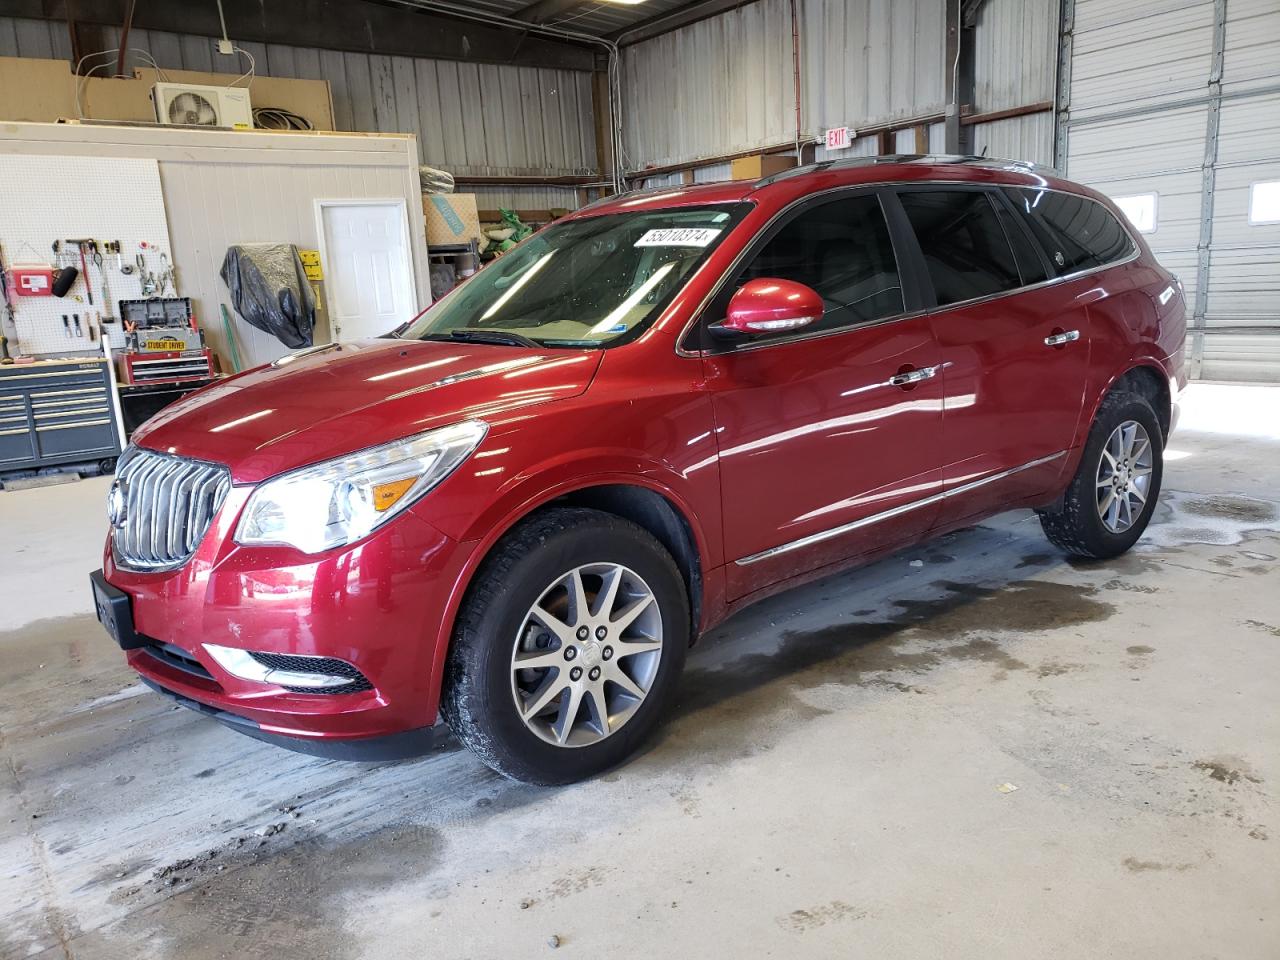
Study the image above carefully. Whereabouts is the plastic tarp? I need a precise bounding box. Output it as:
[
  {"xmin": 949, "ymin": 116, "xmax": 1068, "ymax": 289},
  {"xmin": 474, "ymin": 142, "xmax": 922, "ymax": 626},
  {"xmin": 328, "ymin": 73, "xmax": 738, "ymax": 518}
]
[
  {"xmin": 220, "ymin": 243, "xmax": 316, "ymax": 349},
  {"xmin": 419, "ymin": 165, "xmax": 455, "ymax": 194}
]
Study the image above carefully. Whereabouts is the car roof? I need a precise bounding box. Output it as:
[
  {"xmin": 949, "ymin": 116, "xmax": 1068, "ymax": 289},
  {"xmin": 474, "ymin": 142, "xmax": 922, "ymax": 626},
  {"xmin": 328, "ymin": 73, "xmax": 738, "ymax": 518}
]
[{"xmin": 569, "ymin": 154, "xmax": 1088, "ymax": 219}]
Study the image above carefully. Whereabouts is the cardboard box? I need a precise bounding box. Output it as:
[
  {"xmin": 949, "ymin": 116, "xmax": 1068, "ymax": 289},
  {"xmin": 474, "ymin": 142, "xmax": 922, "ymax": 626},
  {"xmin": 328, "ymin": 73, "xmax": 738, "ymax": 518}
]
[
  {"xmin": 424, "ymin": 193, "xmax": 482, "ymax": 247},
  {"xmin": 730, "ymin": 153, "xmax": 797, "ymax": 181},
  {"xmin": 0, "ymin": 57, "xmax": 336, "ymax": 132}
]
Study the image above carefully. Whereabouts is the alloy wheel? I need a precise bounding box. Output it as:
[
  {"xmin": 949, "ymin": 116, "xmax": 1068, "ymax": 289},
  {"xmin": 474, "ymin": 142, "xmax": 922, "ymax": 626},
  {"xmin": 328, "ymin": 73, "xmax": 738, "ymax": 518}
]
[
  {"xmin": 1095, "ymin": 419, "xmax": 1154, "ymax": 534},
  {"xmin": 510, "ymin": 562, "xmax": 663, "ymax": 747}
]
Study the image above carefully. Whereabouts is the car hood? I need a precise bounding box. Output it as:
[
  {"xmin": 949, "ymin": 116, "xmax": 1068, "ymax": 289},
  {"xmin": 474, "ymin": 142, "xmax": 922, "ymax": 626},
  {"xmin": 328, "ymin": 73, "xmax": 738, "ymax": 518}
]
[{"xmin": 134, "ymin": 338, "xmax": 602, "ymax": 483}]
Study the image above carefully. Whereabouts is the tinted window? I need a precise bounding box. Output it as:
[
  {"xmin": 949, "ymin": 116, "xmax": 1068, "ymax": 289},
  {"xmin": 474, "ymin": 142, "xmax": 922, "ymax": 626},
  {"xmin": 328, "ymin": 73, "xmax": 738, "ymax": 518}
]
[
  {"xmin": 899, "ymin": 190, "xmax": 1023, "ymax": 306},
  {"xmin": 994, "ymin": 197, "xmax": 1051, "ymax": 285},
  {"xmin": 1003, "ymin": 187, "xmax": 1135, "ymax": 274},
  {"xmin": 736, "ymin": 194, "xmax": 905, "ymax": 335}
]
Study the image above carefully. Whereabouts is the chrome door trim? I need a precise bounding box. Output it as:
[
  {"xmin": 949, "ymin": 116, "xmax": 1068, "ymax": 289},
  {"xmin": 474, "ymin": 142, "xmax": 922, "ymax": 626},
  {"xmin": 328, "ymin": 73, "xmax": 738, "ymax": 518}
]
[
  {"xmin": 889, "ymin": 363, "xmax": 946, "ymax": 386},
  {"xmin": 734, "ymin": 450, "xmax": 1067, "ymax": 566},
  {"xmin": 676, "ymin": 181, "xmax": 1139, "ymax": 359},
  {"xmin": 1044, "ymin": 330, "xmax": 1081, "ymax": 346}
]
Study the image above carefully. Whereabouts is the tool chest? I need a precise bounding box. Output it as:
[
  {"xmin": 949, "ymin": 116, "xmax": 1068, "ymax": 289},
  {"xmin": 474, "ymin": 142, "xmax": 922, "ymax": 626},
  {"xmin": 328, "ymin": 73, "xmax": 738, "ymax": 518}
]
[{"xmin": 0, "ymin": 359, "xmax": 122, "ymax": 474}]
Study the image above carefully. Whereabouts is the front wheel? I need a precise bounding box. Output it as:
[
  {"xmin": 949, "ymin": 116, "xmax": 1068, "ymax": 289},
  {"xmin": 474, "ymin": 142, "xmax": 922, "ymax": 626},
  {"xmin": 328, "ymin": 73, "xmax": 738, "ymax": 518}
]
[
  {"xmin": 441, "ymin": 507, "xmax": 688, "ymax": 784},
  {"xmin": 1038, "ymin": 390, "xmax": 1164, "ymax": 559}
]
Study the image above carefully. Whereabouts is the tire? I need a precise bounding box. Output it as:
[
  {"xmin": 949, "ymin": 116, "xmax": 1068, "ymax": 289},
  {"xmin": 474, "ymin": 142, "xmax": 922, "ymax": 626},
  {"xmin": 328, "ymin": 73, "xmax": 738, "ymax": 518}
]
[
  {"xmin": 441, "ymin": 507, "xmax": 689, "ymax": 785},
  {"xmin": 1038, "ymin": 389, "xmax": 1164, "ymax": 559}
]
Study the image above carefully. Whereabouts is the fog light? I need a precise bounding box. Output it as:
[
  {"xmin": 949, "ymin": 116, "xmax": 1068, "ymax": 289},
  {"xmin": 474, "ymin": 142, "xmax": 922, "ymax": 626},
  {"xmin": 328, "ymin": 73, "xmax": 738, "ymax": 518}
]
[{"xmin": 204, "ymin": 643, "xmax": 357, "ymax": 690}]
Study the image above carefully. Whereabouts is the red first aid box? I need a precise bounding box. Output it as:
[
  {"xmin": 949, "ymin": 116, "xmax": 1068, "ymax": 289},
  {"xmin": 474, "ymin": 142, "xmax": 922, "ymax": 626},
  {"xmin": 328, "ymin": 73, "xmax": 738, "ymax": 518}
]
[{"xmin": 12, "ymin": 266, "xmax": 54, "ymax": 296}]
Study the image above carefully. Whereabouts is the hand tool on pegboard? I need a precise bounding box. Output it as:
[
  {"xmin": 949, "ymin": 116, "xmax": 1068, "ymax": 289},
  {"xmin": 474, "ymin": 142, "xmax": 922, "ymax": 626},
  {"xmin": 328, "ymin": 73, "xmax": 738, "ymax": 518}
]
[
  {"xmin": 66, "ymin": 239, "xmax": 94, "ymax": 304},
  {"xmin": 62, "ymin": 314, "xmax": 71, "ymax": 338},
  {"xmin": 0, "ymin": 242, "xmax": 16, "ymax": 362}
]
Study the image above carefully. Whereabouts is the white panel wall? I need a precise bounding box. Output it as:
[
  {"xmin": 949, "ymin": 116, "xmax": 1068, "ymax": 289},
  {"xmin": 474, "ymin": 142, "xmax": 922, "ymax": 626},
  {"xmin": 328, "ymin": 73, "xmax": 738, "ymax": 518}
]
[
  {"xmin": 1204, "ymin": 91, "xmax": 1280, "ymax": 379},
  {"xmin": 1068, "ymin": 0, "xmax": 1214, "ymax": 120},
  {"xmin": 0, "ymin": 123, "xmax": 430, "ymax": 370},
  {"xmin": 1063, "ymin": 0, "xmax": 1280, "ymax": 381}
]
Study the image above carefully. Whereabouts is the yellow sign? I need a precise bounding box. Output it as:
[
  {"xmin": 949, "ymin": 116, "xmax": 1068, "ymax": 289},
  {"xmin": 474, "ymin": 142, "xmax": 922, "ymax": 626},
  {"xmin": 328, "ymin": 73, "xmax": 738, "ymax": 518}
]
[{"xmin": 299, "ymin": 249, "xmax": 324, "ymax": 281}]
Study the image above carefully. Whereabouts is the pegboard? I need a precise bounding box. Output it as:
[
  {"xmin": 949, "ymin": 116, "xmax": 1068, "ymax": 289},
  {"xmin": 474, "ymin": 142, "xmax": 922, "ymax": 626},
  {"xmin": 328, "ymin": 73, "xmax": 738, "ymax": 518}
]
[{"xmin": 0, "ymin": 154, "xmax": 176, "ymax": 357}]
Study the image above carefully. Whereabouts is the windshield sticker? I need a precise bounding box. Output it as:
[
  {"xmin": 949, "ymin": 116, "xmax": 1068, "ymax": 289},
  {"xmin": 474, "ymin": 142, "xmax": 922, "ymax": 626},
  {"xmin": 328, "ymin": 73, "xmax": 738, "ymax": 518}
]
[{"xmin": 634, "ymin": 227, "xmax": 722, "ymax": 248}]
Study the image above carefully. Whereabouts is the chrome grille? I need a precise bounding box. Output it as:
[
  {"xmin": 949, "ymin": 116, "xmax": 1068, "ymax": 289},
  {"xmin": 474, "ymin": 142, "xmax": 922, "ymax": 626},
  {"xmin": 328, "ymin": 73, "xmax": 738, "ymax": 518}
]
[{"xmin": 110, "ymin": 447, "xmax": 231, "ymax": 572}]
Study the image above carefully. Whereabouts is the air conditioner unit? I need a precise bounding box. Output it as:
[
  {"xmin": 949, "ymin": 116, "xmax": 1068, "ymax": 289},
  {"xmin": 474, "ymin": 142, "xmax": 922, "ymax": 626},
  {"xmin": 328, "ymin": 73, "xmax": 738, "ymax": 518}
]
[{"xmin": 152, "ymin": 83, "xmax": 252, "ymax": 130}]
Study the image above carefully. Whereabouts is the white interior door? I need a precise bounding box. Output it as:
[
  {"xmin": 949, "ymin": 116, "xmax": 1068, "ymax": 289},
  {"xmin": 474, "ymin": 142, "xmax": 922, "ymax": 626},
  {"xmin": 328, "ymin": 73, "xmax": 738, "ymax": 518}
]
[{"xmin": 318, "ymin": 200, "xmax": 417, "ymax": 341}]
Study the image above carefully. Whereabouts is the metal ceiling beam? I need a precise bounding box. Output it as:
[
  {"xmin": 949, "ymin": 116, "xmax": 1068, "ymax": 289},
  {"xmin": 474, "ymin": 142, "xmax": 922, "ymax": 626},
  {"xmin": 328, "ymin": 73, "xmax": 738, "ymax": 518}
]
[
  {"xmin": 0, "ymin": 0, "xmax": 598, "ymax": 70},
  {"xmin": 607, "ymin": 0, "xmax": 764, "ymax": 45},
  {"xmin": 511, "ymin": 0, "xmax": 594, "ymax": 25}
]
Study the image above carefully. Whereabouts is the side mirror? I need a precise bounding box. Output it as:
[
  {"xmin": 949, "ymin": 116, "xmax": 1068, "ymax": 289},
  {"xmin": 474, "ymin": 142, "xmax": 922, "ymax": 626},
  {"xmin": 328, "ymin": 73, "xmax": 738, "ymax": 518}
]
[{"xmin": 712, "ymin": 278, "xmax": 824, "ymax": 338}]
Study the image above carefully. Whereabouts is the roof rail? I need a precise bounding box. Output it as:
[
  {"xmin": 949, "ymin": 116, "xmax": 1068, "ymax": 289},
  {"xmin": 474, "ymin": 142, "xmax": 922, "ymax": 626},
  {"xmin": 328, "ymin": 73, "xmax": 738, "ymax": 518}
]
[{"xmin": 754, "ymin": 153, "xmax": 1055, "ymax": 188}]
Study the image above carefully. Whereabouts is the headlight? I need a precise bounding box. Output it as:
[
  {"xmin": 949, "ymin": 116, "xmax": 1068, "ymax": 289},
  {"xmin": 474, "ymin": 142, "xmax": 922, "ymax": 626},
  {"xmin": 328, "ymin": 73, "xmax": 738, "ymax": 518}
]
[{"xmin": 235, "ymin": 420, "xmax": 487, "ymax": 553}]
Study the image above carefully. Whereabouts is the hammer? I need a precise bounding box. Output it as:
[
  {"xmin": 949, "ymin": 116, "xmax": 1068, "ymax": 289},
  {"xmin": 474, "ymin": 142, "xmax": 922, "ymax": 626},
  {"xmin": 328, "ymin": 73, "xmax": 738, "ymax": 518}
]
[{"xmin": 67, "ymin": 239, "xmax": 94, "ymax": 305}]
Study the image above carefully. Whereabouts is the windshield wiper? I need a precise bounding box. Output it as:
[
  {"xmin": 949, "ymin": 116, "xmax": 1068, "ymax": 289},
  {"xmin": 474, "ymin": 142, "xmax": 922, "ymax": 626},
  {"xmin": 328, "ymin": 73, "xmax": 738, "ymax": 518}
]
[{"xmin": 424, "ymin": 330, "xmax": 542, "ymax": 349}]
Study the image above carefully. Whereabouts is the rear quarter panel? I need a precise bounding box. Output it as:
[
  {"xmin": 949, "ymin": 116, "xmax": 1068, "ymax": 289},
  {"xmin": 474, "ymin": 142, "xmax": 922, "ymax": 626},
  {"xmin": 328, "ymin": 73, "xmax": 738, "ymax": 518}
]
[{"xmin": 1080, "ymin": 258, "xmax": 1186, "ymax": 442}]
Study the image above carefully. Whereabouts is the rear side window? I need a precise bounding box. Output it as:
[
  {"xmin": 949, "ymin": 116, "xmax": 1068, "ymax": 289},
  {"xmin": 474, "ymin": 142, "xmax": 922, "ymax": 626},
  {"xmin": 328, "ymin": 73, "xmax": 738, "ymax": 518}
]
[
  {"xmin": 993, "ymin": 197, "xmax": 1051, "ymax": 285},
  {"xmin": 898, "ymin": 190, "xmax": 1023, "ymax": 306},
  {"xmin": 735, "ymin": 193, "xmax": 905, "ymax": 335},
  {"xmin": 1003, "ymin": 187, "xmax": 1136, "ymax": 274}
]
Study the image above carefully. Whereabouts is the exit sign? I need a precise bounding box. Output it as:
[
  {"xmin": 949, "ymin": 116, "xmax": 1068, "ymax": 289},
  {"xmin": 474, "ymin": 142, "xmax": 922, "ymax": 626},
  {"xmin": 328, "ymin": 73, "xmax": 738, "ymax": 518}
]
[{"xmin": 824, "ymin": 126, "xmax": 853, "ymax": 151}]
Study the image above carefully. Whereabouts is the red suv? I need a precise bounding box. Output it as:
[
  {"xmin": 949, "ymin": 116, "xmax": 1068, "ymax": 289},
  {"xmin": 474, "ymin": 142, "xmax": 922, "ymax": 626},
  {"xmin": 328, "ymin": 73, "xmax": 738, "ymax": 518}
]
[{"xmin": 92, "ymin": 156, "xmax": 1185, "ymax": 783}]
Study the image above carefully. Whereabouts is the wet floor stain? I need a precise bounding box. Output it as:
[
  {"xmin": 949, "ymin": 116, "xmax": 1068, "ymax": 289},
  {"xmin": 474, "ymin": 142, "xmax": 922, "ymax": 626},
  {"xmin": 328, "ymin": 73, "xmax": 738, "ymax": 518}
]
[
  {"xmin": 1243, "ymin": 619, "xmax": 1280, "ymax": 638},
  {"xmin": 1122, "ymin": 856, "xmax": 1197, "ymax": 873},
  {"xmin": 1126, "ymin": 645, "xmax": 1155, "ymax": 656},
  {"xmin": 111, "ymin": 823, "xmax": 446, "ymax": 960},
  {"xmin": 1193, "ymin": 758, "xmax": 1263, "ymax": 786},
  {"xmin": 1036, "ymin": 660, "xmax": 1085, "ymax": 678},
  {"xmin": 660, "ymin": 578, "xmax": 1115, "ymax": 765},
  {"xmin": 1103, "ymin": 579, "xmax": 1159, "ymax": 593},
  {"xmin": 1016, "ymin": 553, "xmax": 1055, "ymax": 568},
  {"xmin": 776, "ymin": 900, "xmax": 865, "ymax": 932},
  {"xmin": 1183, "ymin": 495, "xmax": 1278, "ymax": 524}
]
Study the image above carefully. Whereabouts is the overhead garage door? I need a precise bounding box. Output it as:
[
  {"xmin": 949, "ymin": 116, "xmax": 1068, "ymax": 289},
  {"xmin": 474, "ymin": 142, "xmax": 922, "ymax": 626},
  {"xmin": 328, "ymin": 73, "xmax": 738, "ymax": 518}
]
[{"xmin": 1058, "ymin": 0, "xmax": 1280, "ymax": 381}]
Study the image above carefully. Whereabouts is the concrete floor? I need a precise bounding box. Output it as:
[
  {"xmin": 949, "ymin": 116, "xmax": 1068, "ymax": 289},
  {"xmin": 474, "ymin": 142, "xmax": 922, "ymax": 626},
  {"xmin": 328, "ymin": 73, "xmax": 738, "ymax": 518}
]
[{"xmin": 2, "ymin": 383, "xmax": 1277, "ymax": 960}]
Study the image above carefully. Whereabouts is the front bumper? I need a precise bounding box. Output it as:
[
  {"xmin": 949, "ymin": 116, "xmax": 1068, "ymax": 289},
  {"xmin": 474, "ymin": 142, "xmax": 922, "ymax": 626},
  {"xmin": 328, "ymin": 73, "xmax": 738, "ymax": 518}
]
[
  {"xmin": 98, "ymin": 491, "xmax": 477, "ymax": 746},
  {"xmin": 139, "ymin": 678, "xmax": 448, "ymax": 760}
]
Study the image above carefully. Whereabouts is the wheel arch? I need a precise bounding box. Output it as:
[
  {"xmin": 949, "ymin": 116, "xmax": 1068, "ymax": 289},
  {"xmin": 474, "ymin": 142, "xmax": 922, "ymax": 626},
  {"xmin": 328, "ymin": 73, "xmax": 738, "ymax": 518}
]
[
  {"xmin": 1088, "ymin": 359, "xmax": 1173, "ymax": 442},
  {"xmin": 425, "ymin": 476, "xmax": 712, "ymax": 721},
  {"xmin": 549, "ymin": 484, "xmax": 704, "ymax": 638}
]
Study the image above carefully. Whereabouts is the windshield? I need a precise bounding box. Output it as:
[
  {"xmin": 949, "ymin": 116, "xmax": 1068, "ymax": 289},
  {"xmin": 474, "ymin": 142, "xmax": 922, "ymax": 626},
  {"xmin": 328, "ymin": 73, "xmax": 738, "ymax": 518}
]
[{"xmin": 402, "ymin": 203, "xmax": 750, "ymax": 348}]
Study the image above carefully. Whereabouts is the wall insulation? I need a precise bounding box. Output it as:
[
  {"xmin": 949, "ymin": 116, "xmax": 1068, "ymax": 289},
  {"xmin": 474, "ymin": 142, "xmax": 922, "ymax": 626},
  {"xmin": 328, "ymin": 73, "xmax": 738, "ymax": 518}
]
[
  {"xmin": 1062, "ymin": 0, "xmax": 1280, "ymax": 381},
  {"xmin": 0, "ymin": 15, "xmax": 597, "ymax": 188}
]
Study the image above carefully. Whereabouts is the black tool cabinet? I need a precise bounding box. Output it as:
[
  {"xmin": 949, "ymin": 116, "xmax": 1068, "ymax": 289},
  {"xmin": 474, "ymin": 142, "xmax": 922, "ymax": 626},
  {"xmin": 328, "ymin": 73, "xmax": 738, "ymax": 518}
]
[{"xmin": 0, "ymin": 359, "xmax": 123, "ymax": 475}]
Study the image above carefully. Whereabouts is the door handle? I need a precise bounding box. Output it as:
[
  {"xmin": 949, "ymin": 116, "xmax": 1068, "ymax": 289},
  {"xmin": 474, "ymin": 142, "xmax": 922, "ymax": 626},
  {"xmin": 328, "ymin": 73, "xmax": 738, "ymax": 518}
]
[
  {"xmin": 889, "ymin": 364, "xmax": 943, "ymax": 387},
  {"xmin": 1044, "ymin": 329, "xmax": 1081, "ymax": 347}
]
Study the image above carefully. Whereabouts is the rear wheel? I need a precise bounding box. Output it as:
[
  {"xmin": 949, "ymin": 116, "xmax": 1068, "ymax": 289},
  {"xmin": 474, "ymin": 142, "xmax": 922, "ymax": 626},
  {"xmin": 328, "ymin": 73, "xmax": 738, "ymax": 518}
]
[
  {"xmin": 442, "ymin": 507, "xmax": 688, "ymax": 784},
  {"xmin": 1038, "ymin": 390, "xmax": 1164, "ymax": 559}
]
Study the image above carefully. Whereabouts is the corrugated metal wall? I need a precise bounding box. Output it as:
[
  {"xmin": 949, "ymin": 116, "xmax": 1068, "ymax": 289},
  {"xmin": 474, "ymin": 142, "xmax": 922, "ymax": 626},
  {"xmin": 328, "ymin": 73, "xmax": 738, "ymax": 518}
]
[
  {"xmin": 0, "ymin": 15, "xmax": 597, "ymax": 182},
  {"xmin": 620, "ymin": 0, "xmax": 792, "ymax": 170},
  {"xmin": 1062, "ymin": 0, "xmax": 1280, "ymax": 381},
  {"xmin": 621, "ymin": 0, "xmax": 948, "ymax": 171},
  {"xmin": 971, "ymin": 0, "xmax": 1058, "ymax": 165},
  {"xmin": 802, "ymin": 0, "xmax": 946, "ymax": 143},
  {"xmin": 621, "ymin": 0, "xmax": 1058, "ymax": 172}
]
